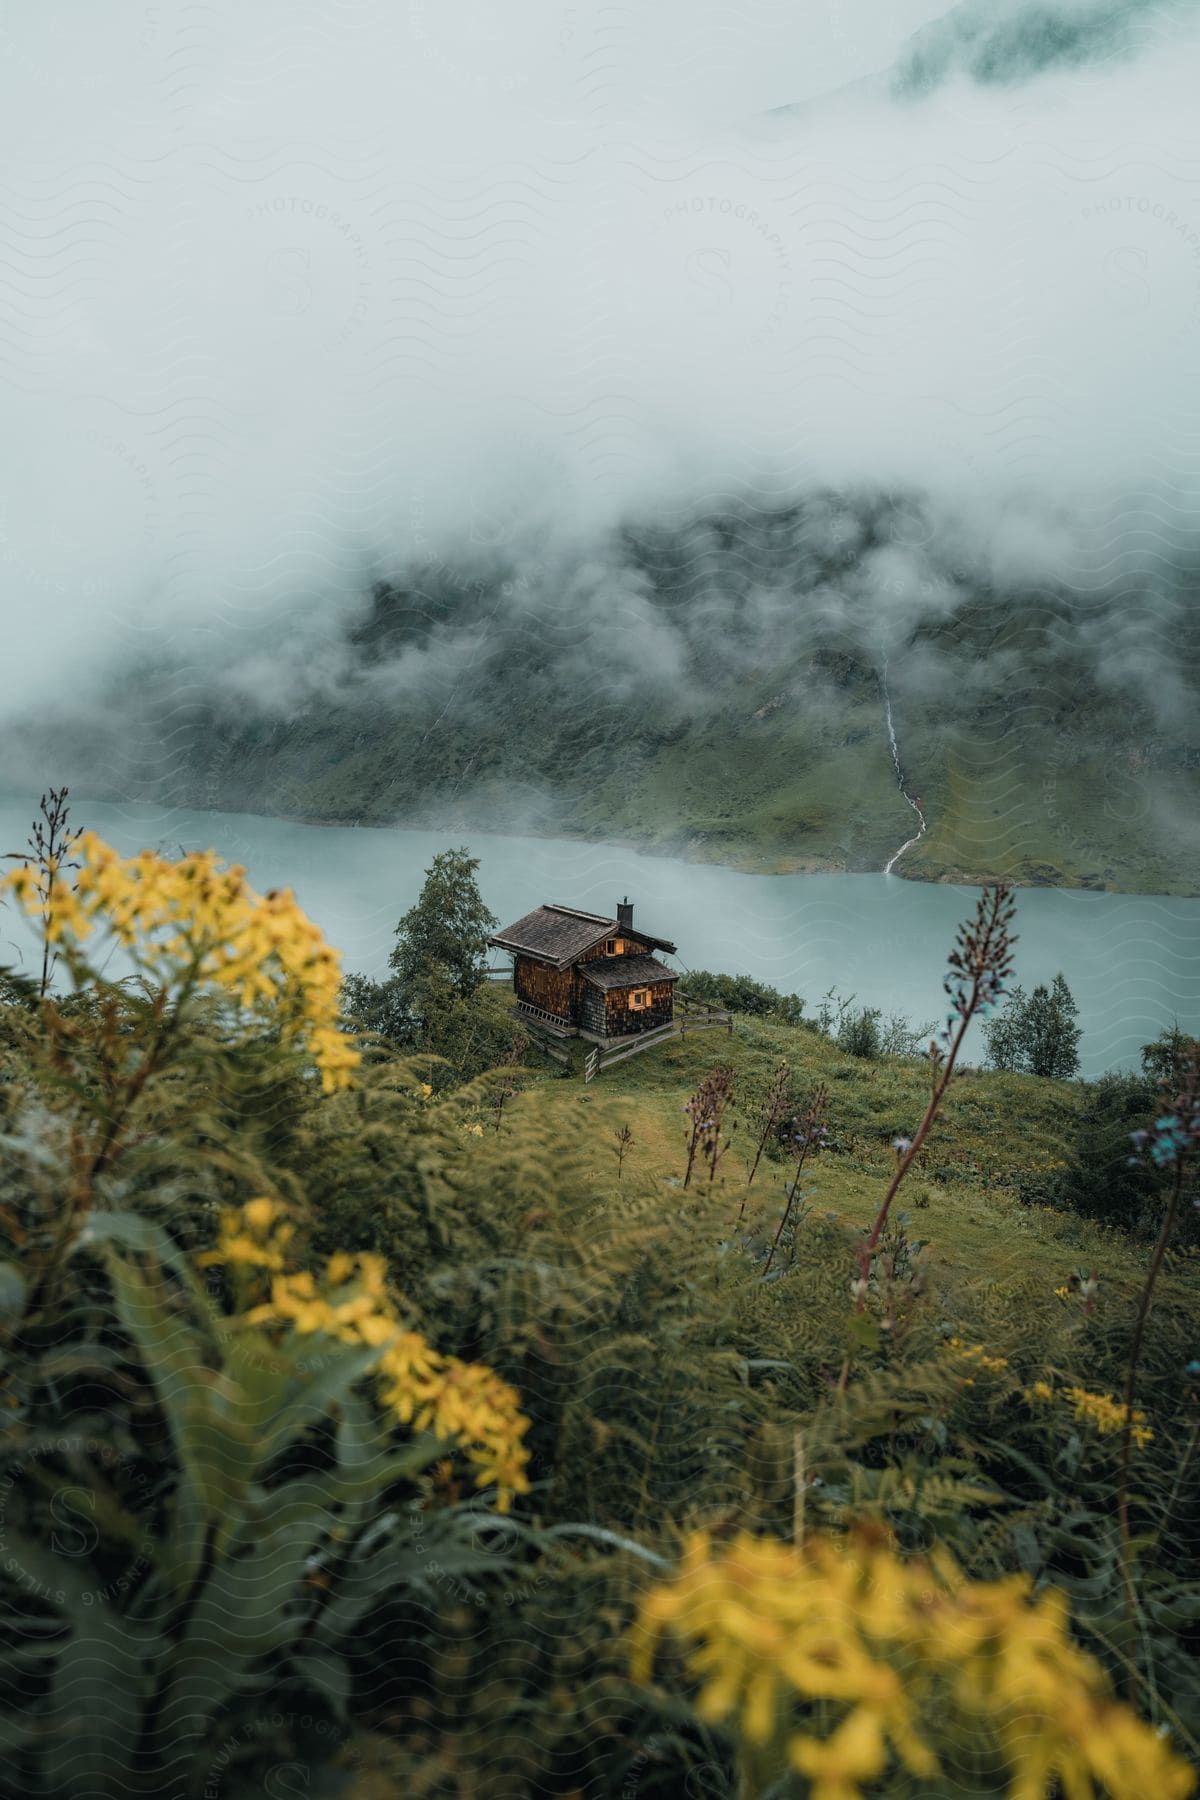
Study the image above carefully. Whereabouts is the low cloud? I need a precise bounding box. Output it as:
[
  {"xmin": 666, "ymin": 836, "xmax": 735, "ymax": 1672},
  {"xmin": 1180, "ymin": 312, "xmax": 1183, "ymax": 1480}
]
[{"xmin": 0, "ymin": 0, "xmax": 1197, "ymax": 760}]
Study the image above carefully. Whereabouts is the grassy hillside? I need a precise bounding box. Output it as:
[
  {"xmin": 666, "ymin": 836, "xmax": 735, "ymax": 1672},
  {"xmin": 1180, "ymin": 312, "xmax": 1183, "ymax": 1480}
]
[
  {"xmin": 3, "ymin": 826, "xmax": 1199, "ymax": 1795},
  {"xmin": 509, "ymin": 1013, "xmax": 1177, "ymax": 1296}
]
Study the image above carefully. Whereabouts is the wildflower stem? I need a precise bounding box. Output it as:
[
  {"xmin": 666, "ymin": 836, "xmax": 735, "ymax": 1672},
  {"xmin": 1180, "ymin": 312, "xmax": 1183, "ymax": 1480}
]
[
  {"xmin": 83, "ymin": 952, "xmax": 204, "ymax": 1195},
  {"xmin": 763, "ymin": 1154, "xmax": 809, "ymax": 1278},
  {"xmin": 836, "ymin": 887, "xmax": 1014, "ymax": 1399},
  {"xmin": 682, "ymin": 1065, "xmax": 735, "ymax": 1190},
  {"xmin": 33, "ymin": 788, "xmax": 75, "ymax": 999},
  {"xmin": 762, "ymin": 1083, "xmax": 826, "ymax": 1277},
  {"xmin": 859, "ymin": 885, "xmax": 1013, "ymax": 1275},
  {"xmin": 23, "ymin": 964, "xmax": 202, "ymax": 1331},
  {"xmin": 740, "ymin": 1061, "xmax": 789, "ymax": 1217},
  {"xmin": 1161, "ymin": 1408, "xmax": 1200, "ymax": 1546},
  {"xmin": 1118, "ymin": 1154, "xmax": 1185, "ymax": 1609},
  {"xmin": 792, "ymin": 1429, "xmax": 806, "ymax": 1544},
  {"xmin": 836, "ymin": 1024, "xmax": 968, "ymax": 1396}
]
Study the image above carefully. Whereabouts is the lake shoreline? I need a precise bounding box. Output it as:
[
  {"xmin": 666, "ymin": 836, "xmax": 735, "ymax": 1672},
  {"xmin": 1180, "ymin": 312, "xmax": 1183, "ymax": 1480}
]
[
  {"xmin": 3, "ymin": 789, "xmax": 1196, "ymax": 900},
  {"xmin": 258, "ymin": 806, "xmax": 1199, "ymax": 901}
]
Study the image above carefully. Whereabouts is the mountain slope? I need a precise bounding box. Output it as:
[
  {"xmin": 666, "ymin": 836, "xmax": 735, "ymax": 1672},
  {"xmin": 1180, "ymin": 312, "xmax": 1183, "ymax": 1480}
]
[{"xmin": 16, "ymin": 494, "xmax": 1199, "ymax": 893}]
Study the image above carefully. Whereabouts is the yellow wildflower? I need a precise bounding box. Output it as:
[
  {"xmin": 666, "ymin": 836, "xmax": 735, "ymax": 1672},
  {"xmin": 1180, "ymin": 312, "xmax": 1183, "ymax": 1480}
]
[
  {"xmin": 790, "ymin": 1706, "xmax": 890, "ymax": 1800},
  {"xmin": 630, "ymin": 1529, "xmax": 1193, "ymax": 1800},
  {"xmin": 1, "ymin": 832, "xmax": 360, "ymax": 1093},
  {"xmin": 945, "ymin": 1338, "xmax": 1009, "ymax": 1376},
  {"xmin": 1063, "ymin": 1386, "xmax": 1153, "ymax": 1447},
  {"xmin": 242, "ymin": 1197, "xmax": 284, "ymax": 1234},
  {"xmin": 210, "ymin": 1232, "xmax": 287, "ymax": 1272},
  {"xmin": 196, "ymin": 1201, "xmax": 294, "ymax": 1271},
  {"xmin": 202, "ymin": 1207, "xmax": 530, "ymax": 1512}
]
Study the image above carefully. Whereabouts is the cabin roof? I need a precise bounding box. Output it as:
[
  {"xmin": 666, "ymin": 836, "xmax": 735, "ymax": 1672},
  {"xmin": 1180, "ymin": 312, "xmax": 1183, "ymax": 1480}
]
[
  {"xmin": 488, "ymin": 903, "xmax": 676, "ymax": 968},
  {"xmin": 579, "ymin": 954, "xmax": 678, "ymax": 992}
]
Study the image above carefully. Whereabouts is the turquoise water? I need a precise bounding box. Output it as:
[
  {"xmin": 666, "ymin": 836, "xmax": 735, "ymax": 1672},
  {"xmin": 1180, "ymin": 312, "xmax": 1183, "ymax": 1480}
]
[{"xmin": 2, "ymin": 797, "xmax": 1197, "ymax": 1078}]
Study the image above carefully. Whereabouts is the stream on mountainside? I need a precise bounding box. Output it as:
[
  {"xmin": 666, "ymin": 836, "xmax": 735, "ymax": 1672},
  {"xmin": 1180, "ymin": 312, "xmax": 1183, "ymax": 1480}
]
[{"xmin": 880, "ymin": 657, "xmax": 928, "ymax": 876}]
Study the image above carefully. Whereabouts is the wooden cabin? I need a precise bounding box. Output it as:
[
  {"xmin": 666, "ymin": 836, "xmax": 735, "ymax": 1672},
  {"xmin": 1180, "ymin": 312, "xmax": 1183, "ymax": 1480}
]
[{"xmin": 488, "ymin": 897, "xmax": 678, "ymax": 1040}]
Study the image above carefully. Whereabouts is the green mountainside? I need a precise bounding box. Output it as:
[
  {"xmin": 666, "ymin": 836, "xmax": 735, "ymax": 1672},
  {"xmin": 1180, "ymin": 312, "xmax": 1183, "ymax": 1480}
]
[{"xmin": 18, "ymin": 496, "xmax": 1200, "ymax": 894}]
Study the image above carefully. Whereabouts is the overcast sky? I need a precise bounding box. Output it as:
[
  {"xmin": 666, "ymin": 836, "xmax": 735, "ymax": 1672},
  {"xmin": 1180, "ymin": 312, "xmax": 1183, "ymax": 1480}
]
[
  {"xmin": 0, "ymin": 1, "xmax": 954, "ymax": 140},
  {"xmin": 2, "ymin": 0, "xmax": 1199, "ymax": 712}
]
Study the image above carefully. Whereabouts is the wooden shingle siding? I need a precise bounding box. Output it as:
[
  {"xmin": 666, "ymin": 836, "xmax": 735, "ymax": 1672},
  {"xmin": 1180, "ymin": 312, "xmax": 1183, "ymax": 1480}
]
[
  {"xmin": 514, "ymin": 956, "xmax": 574, "ymax": 1020},
  {"xmin": 605, "ymin": 980, "xmax": 674, "ymax": 1035},
  {"xmin": 579, "ymin": 935, "xmax": 650, "ymax": 963},
  {"xmin": 580, "ymin": 982, "xmax": 608, "ymax": 1036}
]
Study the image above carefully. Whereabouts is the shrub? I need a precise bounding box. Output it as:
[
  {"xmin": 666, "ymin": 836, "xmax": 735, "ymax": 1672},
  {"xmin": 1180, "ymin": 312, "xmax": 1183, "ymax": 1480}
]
[
  {"xmin": 1051, "ymin": 1071, "xmax": 1160, "ymax": 1230},
  {"xmin": 1142, "ymin": 1024, "xmax": 1200, "ymax": 1086},
  {"xmin": 340, "ymin": 967, "xmax": 416, "ymax": 1043},
  {"xmin": 837, "ymin": 1005, "xmax": 883, "ymax": 1059},
  {"xmin": 679, "ymin": 969, "xmax": 807, "ymax": 1024}
]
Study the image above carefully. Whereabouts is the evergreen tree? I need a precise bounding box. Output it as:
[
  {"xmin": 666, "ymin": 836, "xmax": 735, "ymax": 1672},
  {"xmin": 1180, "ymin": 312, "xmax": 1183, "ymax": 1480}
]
[
  {"xmin": 1141, "ymin": 1024, "xmax": 1199, "ymax": 1086},
  {"xmin": 1025, "ymin": 973, "xmax": 1082, "ymax": 1078},
  {"xmin": 409, "ymin": 964, "xmax": 528, "ymax": 1089},
  {"xmin": 983, "ymin": 973, "xmax": 1081, "ymax": 1078},
  {"xmin": 982, "ymin": 983, "xmax": 1027, "ymax": 1071},
  {"xmin": 389, "ymin": 847, "xmax": 498, "ymax": 999}
]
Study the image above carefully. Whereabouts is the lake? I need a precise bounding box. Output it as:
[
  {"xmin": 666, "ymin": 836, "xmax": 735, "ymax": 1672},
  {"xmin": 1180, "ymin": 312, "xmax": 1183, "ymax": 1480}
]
[{"xmin": 2, "ymin": 796, "xmax": 1197, "ymax": 1078}]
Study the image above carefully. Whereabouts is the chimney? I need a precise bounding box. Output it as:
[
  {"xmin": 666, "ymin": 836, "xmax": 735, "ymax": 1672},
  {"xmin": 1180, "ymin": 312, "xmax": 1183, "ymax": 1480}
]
[{"xmin": 616, "ymin": 896, "xmax": 633, "ymax": 932}]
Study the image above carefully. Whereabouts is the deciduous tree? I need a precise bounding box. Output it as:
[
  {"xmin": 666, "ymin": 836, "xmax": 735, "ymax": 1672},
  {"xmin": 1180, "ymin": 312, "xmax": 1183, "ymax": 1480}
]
[
  {"xmin": 984, "ymin": 971, "xmax": 1081, "ymax": 1078},
  {"xmin": 389, "ymin": 846, "xmax": 498, "ymax": 999}
]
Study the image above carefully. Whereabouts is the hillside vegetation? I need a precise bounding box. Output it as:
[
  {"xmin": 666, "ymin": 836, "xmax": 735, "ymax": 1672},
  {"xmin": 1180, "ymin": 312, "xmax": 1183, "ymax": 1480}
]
[{"xmin": 1, "ymin": 815, "xmax": 1198, "ymax": 1798}]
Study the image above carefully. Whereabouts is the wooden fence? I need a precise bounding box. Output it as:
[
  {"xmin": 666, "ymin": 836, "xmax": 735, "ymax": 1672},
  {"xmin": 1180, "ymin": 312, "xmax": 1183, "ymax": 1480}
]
[
  {"xmin": 582, "ymin": 996, "xmax": 733, "ymax": 1082},
  {"xmin": 675, "ymin": 991, "xmax": 735, "ymax": 1030}
]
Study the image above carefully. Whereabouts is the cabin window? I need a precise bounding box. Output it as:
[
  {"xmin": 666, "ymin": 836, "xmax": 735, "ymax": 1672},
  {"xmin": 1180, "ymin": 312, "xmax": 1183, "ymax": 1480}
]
[
  {"xmin": 629, "ymin": 988, "xmax": 651, "ymax": 1009},
  {"xmin": 606, "ymin": 937, "xmax": 626, "ymax": 955}
]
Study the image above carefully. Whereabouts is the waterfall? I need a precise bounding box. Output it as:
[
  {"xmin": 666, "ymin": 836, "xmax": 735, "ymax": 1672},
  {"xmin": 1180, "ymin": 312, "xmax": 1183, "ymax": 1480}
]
[{"xmin": 880, "ymin": 658, "xmax": 927, "ymax": 876}]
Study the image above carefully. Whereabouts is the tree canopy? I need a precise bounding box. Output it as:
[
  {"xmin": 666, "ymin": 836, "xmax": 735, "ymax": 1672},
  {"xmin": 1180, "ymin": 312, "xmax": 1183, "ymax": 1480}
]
[
  {"xmin": 339, "ymin": 848, "xmax": 515, "ymax": 1086},
  {"xmin": 388, "ymin": 846, "xmax": 498, "ymax": 999},
  {"xmin": 983, "ymin": 972, "xmax": 1082, "ymax": 1079}
]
